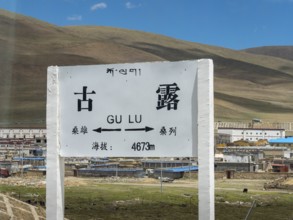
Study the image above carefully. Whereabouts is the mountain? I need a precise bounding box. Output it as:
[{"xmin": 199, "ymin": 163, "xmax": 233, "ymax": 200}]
[
  {"xmin": 243, "ymin": 46, "xmax": 293, "ymax": 61},
  {"xmin": 1, "ymin": 9, "xmax": 293, "ymax": 127}
]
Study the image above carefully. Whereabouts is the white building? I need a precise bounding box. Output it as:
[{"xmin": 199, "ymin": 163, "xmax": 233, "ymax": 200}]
[
  {"xmin": 284, "ymin": 150, "xmax": 293, "ymax": 159},
  {"xmin": 223, "ymin": 153, "xmax": 252, "ymax": 163},
  {"xmin": 0, "ymin": 128, "xmax": 46, "ymax": 140},
  {"xmin": 218, "ymin": 127, "xmax": 285, "ymax": 143}
]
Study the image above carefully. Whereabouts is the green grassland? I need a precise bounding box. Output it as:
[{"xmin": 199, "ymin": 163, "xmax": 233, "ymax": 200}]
[{"xmin": 0, "ymin": 178, "xmax": 292, "ymax": 220}]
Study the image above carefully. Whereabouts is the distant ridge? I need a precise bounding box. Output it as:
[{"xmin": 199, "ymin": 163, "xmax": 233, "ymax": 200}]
[
  {"xmin": 243, "ymin": 46, "xmax": 293, "ymax": 61},
  {"xmin": 1, "ymin": 8, "xmax": 293, "ymax": 127}
]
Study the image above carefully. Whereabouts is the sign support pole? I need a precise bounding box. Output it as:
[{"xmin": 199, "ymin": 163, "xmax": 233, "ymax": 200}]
[
  {"xmin": 197, "ymin": 60, "xmax": 215, "ymax": 220},
  {"xmin": 46, "ymin": 66, "xmax": 65, "ymax": 220}
]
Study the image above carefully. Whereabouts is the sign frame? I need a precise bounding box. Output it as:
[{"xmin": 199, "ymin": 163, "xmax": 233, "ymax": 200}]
[{"xmin": 46, "ymin": 59, "xmax": 214, "ymax": 220}]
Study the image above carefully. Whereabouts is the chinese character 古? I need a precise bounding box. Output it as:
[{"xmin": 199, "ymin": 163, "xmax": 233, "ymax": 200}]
[
  {"xmin": 156, "ymin": 83, "xmax": 180, "ymax": 110},
  {"xmin": 74, "ymin": 86, "xmax": 96, "ymax": 111}
]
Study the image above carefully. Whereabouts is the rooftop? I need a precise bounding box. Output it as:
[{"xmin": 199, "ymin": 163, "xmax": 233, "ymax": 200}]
[
  {"xmin": 218, "ymin": 127, "xmax": 285, "ymax": 131},
  {"xmin": 269, "ymin": 137, "xmax": 293, "ymax": 144}
]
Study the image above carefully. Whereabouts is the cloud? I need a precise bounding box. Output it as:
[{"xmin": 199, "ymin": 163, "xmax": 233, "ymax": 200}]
[
  {"xmin": 91, "ymin": 2, "xmax": 107, "ymax": 11},
  {"xmin": 67, "ymin": 15, "xmax": 82, "ymax": 21},
  {"xmin": 125, "ymin": 1, "xmax": 141, "ymax": 9}
]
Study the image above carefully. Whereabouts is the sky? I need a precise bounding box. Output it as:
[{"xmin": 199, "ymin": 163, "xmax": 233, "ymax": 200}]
[{"xmin": 0, "ymin": 0, "xmax": 293, "ymax": 50}]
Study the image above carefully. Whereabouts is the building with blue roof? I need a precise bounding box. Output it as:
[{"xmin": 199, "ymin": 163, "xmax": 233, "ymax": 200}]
[
  {"xmin": 269, "ymin": 137, "xmax": 293, "ymax": 148},
  {"xmin": 269, "ymin": 137, "xmax": 293, "ymax": 159},
  {"xmin": 153, "ymin": 166, "xmax": 198, "ymax": 179}
]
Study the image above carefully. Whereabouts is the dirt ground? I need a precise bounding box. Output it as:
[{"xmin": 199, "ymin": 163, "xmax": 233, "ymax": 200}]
[
  {"xmin": 284, "ymin": 177, "xmax": 293, "ymax": 185},
  {"xmin": 1, "ymin": 175, "xmax": 292, "ymax": 220},
  {"xmin": 1, "ymin": 175, "xmax": 293, "ymax": 189}
]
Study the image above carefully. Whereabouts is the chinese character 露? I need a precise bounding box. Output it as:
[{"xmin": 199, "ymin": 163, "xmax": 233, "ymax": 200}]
[{"xmin": 156, "ymin": 83, "xmax": 180, "ymax": 110}]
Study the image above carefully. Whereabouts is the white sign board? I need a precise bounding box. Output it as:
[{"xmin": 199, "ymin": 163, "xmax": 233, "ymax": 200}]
[
  {"xmin": 57, "ymin": 60, "xmax": 200, "ymax": 157},
  {"xmin": 46, "ymin": 59, "xmax": 214, "ymax": 220}
]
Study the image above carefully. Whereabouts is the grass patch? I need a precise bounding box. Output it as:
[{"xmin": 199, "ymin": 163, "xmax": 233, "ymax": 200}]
[
  {"xmin": 0, "ymin": 181, "xmax": 292, "ymax": 219},
  {"xmin": 215, "ymin": 190, "xmax": 293, "ymax": 220},
  {"xmin": 65, "ymin": 184, "xmax": 198, "ymax": 220}
]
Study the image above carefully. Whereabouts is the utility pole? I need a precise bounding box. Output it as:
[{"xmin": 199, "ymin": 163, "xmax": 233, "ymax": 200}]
[{"xmin": 21, "ymin": 138, "xmax": 25, "ymax": 178}]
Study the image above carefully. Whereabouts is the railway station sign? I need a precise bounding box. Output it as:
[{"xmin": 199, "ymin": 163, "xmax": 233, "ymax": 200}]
[
  {"xmin": 46, "ymin": 59, "xmax": 214, "ymax": 219},
  {"xmin": 51, "ymin": 60, "xmax": 213, "ymax": 157}
]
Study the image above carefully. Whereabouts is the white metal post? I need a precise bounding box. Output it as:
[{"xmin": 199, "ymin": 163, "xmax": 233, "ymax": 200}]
[
  {"xmin": 46, "ymin": 66, "xmax": 65, "ymax": 220},
  {"xmin": 197, "ymin": 59, "xmax": 215, "ymax": 220}
]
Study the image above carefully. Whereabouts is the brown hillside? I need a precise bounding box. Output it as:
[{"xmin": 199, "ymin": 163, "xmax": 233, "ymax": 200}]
[
  {"xmin": 243, "ymin": 46, "xmax": 293, "ymax": 61},
  {"xmin": 1, "ymin": 9, "xmax": 293, "ymax": 127}
]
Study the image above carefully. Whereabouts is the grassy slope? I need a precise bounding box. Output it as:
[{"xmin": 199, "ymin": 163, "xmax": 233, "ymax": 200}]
[
  {"xmin": 1, "ymin": 9, "xmax": 293, "ymax": 126},
  {"xmin": 243, "ymin": 46, "xmax": 293, "ymax": 61}
]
